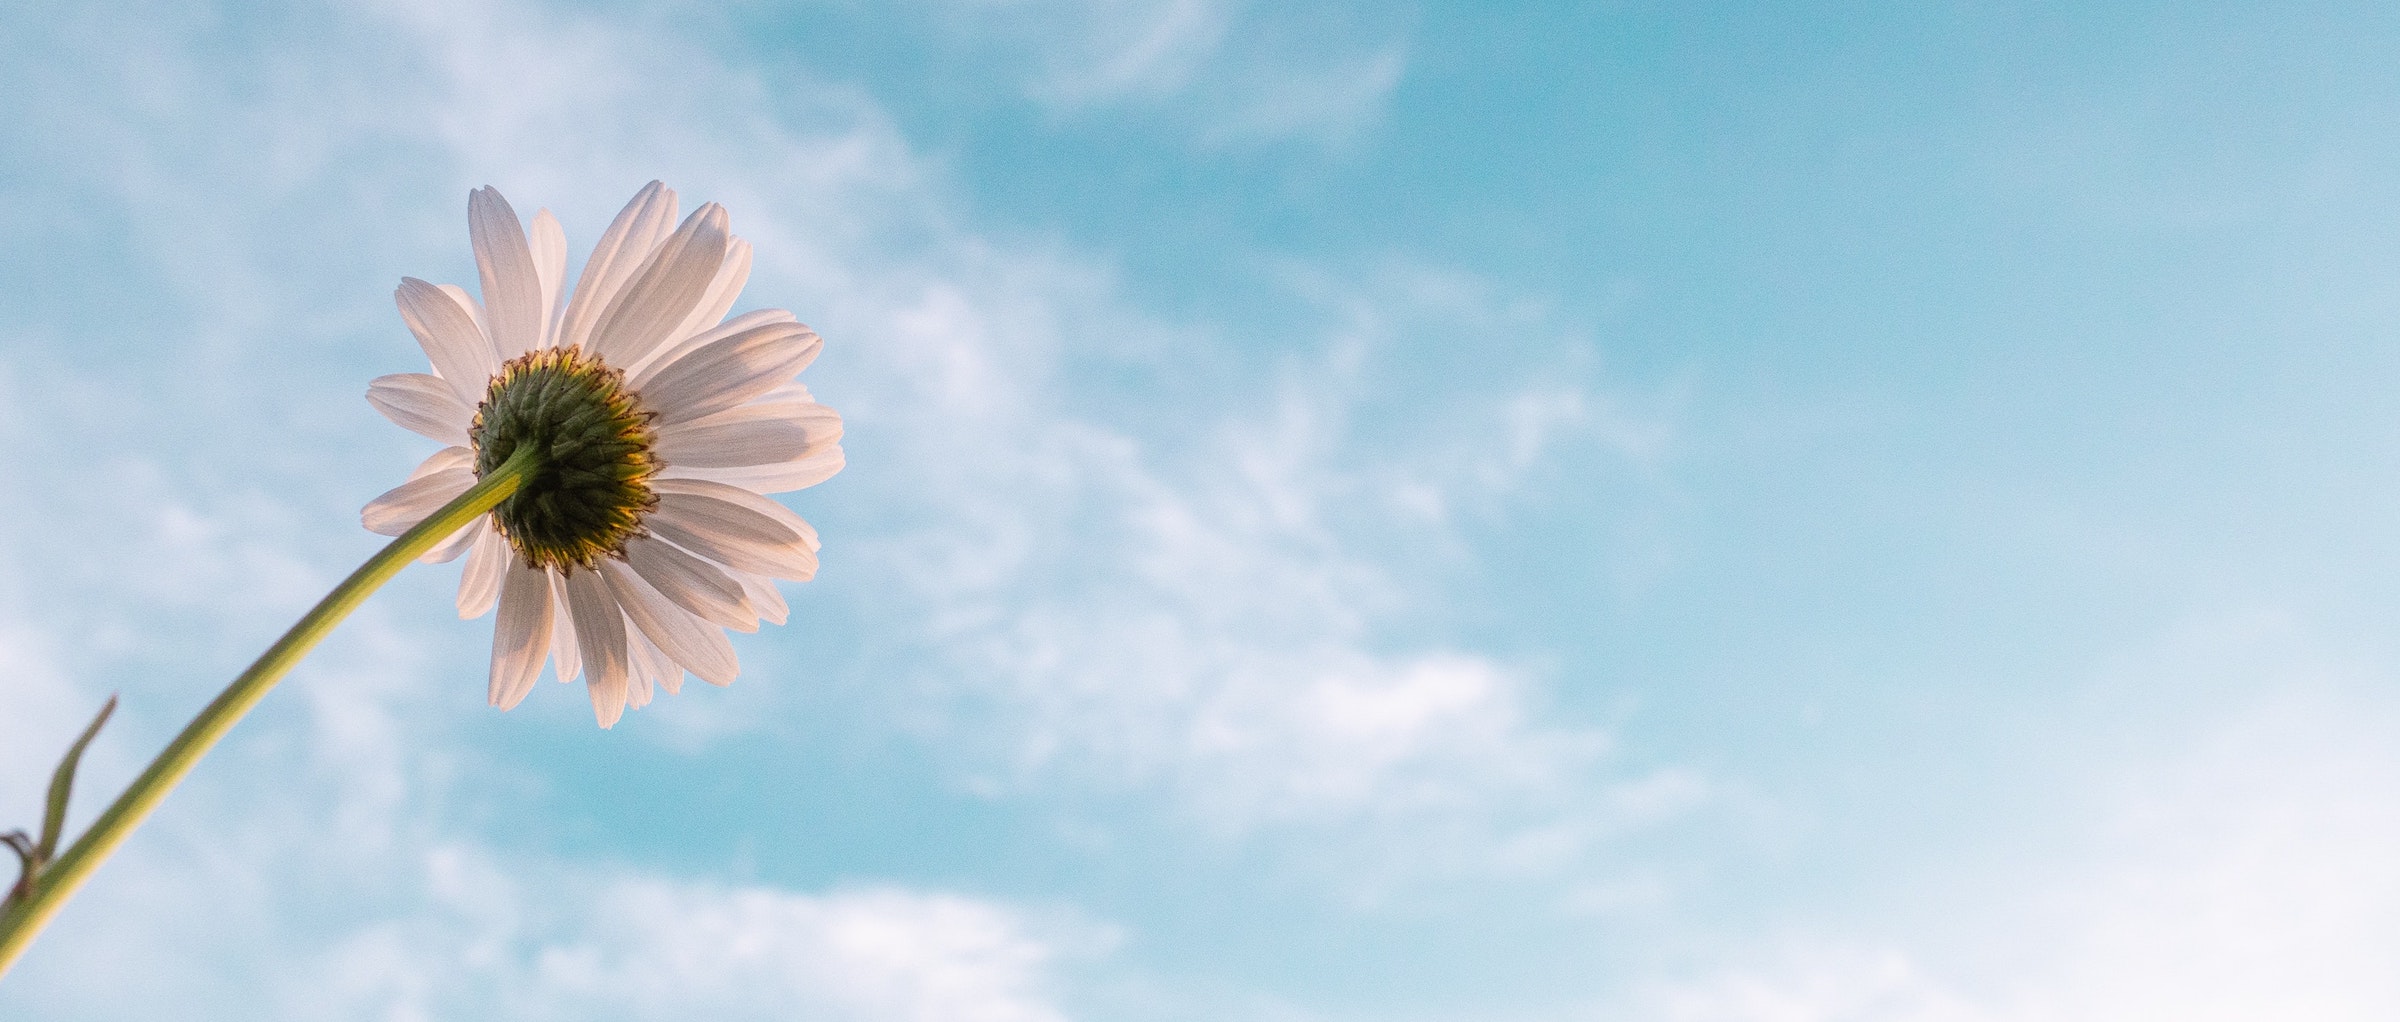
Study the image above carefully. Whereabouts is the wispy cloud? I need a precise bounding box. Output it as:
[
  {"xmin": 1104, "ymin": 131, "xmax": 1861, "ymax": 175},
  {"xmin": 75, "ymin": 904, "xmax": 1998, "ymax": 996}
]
[
  {"xmin": 299, "ymin": 850, "xmax": 1101, "ymax": 1022},
  {"xmin": 864, "ymin": 253, "xmax": 1696, "ymax": 894},
  {"xmin": 915, "ymin": 0, "xmax": 1408, "ymax": 146}
]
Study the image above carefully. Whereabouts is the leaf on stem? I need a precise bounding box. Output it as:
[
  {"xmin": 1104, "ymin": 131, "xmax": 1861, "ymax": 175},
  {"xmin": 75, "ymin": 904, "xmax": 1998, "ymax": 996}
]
[{"xmin": 36, "ymin": 695, "xmax": 116, "ymax": 863}]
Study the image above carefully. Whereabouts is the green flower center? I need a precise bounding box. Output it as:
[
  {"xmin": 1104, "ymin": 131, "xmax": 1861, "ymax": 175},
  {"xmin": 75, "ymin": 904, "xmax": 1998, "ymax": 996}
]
[{"xmin": 471, "ymin": 347, "xmax": 660, "ymax": 572}]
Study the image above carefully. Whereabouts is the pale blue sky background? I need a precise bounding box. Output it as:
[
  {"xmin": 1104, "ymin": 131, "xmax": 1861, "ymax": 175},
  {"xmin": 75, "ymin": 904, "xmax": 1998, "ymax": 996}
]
[{"xmin": 6, "ymin": 1, "xmax": 2400, "ymax": 1018}]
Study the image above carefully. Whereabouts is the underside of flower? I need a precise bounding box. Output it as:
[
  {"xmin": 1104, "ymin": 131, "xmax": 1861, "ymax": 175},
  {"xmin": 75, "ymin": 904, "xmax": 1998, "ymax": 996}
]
[
  {"xmin": 471, "ymin": 347, "xmax": 660, "ymax": 572},
  {"xmin": 362, "ymin": 183, "xmax": 842, "ymax": 727}
]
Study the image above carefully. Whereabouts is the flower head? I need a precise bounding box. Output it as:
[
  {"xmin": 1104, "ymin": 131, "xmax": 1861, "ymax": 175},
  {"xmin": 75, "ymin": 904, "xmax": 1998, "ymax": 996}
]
[{"xmin": 362, "ymin": 183, "xmax": 843, "ymax": 727}]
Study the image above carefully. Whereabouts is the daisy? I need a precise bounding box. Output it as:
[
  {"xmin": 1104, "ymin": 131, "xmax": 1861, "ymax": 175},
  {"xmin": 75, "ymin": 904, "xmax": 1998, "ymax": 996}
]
[{"xmin": 360, "ymin": 182, "xmax": 843, "ymax": 727}]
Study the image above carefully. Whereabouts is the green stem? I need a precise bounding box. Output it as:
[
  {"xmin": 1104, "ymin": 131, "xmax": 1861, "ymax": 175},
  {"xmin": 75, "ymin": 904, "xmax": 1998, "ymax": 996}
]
[{"xmin": 0, "ymin": 445, "xmax": 539, "ymax": 978}]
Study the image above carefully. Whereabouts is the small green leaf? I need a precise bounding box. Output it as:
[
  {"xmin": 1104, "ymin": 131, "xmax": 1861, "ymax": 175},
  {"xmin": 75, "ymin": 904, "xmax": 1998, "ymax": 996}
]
[{"xmin": 35, "ymin": 695, "xmax": 116, "ymax": 862}]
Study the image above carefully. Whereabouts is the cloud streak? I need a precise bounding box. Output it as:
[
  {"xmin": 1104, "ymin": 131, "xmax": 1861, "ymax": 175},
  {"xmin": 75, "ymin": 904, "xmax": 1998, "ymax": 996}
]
[{"xmin": 915, "ymin": 0, "xmax": 1408, "ymax": 146}]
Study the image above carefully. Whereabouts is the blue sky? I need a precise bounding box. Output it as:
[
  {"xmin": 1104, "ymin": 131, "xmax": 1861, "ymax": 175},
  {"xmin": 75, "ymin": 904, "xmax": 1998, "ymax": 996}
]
[{"xmin": 7, "ymin": 0, "xmax": 2400, "ymax": 1018}]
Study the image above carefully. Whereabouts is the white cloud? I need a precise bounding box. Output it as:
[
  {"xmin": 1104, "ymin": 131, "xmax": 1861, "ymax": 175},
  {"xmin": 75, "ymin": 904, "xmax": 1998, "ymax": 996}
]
[
  {"xmin": 918, "ymin": 0, "xmax": 1407, "ymax": 146},
  {"xmin": 1189, "ymin": 45, "xmax": 1405, "ymax": 148},
  {"xmin": 1644, "ymin": 947, "xmax": 1985, "ymax": 1022},
  {"xmin": 861, "ymin": 255, "xmax": 1693, "ymax": 893},
  {"xmin": 993, "ymin": 0, "xmax": 1231, "ymax": 103},
  {"xmin": 526, "ymin": 879, "xmax": 1090, "ymax": 1022},
  {"xmin": 291, "ymin": 849, "xmax": 1098, "ymax": 1022},
  {"xmin": 1623, "ymin": 616, "xmax": 2400, "ymax": 1022}
]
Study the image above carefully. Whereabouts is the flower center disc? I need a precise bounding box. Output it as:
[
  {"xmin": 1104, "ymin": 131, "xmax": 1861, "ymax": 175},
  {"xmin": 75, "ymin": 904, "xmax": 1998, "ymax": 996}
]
[{"xmin": 471, "ymin": 347, "xmax": 660, "ymax": 571}]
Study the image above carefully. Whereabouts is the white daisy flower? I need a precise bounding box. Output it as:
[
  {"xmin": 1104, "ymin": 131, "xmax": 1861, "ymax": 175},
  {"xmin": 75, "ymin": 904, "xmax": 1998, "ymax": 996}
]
[{"xmin": 361, "ymin": 182, "xmax": 843, "ymax": 727}]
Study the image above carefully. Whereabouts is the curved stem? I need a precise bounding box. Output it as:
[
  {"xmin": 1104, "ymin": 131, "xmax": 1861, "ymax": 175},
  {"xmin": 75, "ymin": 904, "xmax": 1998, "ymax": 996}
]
[{"xmin": 0, "ymin": 445, "xmax": 539, "ymax": 978}]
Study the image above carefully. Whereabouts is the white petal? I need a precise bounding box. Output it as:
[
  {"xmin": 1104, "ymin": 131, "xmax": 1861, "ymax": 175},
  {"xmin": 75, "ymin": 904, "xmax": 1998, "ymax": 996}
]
[
  {"xmin": 645, "ymin": 490, "xmax": 819, "ymax": 580},
  {"xmin": 363, "ymin": 467, "xmax": 473, "ymax": 536},
  {"xmin": 549, "ymin": 571, "xmax": 582, "ymax": 684},
  {"xmin": 654, "ymin": 403, "xmax": 841, "ymax": 469},
  {"xmin": 638, "ymin": 322, "xmax": 821, "ymax": 426},
  {"xmin": 419, "ymin": 514, "xmax": 482, "ymax": 564},
  {"xmin": 560, "ymin": 181, "xmax": 676, "ymax": 351},
  {"xmin": 636, "ymin": 629, "xmax": 684, "ymax": 696},
  {"xmin": 623, "ymin": 535, "xmax": 758, "ymax": 633},
  {"xmin": 624, "ymin": 623, "xmax": 661, "ymax": 708},
  {"xmin": 670, "ymin": 395, "xmax": 837, "ymax": 434},
  {"xmin": 588, "ymin": 204, "xmax": 730, "ymax": 367},
  {"xmin": 367, "ymin": 373, "xmax": 472, "ymax": 446},
  {"xmin": 648, "ymin": 394, "xmax": 842, "ymax": 495},
  {"xmin": 457, "ymin": 525, "xmax": 507, "ymax": 618},
  {"xmin": 407, "ymin": 445, "xmax": 475, "ymax": 482},
  {"xmin": 397, "ymin": 277, "xmax": 498, "ymax": 403},
  {"xmin": 470, "ymin": 187, "xmax": 545, "ymax": 359},
  {"xmin": 602, "ymin": 559, "xmax": 738, "ymax": 686},
  {"xmin": 562, "ymin": 569, "xmax": 631, "ymax": 728},
  {"xmin": 653, "ymin": 236, "xmax": 752, "ymax": 366},
  {"xmin": 490, "ymin": 560, "xmax": 553, "ymax": 710},
  {"xmin": 384, "ymin": 447, "xmax": 481, "ymax": 557},
  {"xmin": 438, "ymin": 284, "xmax": 486, "ymax": 337},
  {"xmin": 738, "ymin": 571, "xmax": 789, "ymax": 626},
  {"xmin": 631, "ymin": 308, "xmax": 799, "ymax": 386},
  {"xmin": 758, "ymin": 379, "xmax": 813, "ymax": 404},
  {"xmin": 661, "ymin": 446, "xmax": 845, "ymax": 495},
  {"xmin": 654, "ymin": 477, "xmax": 818, "ymax": 550},
  {"xmin": 529, "ymin": 208, "xmax": 568, "ymax": 350}
]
